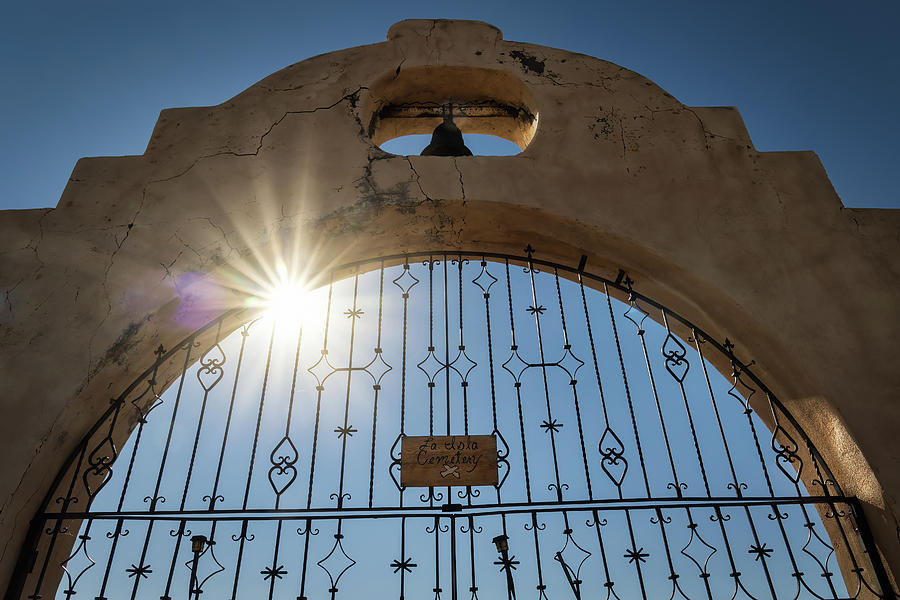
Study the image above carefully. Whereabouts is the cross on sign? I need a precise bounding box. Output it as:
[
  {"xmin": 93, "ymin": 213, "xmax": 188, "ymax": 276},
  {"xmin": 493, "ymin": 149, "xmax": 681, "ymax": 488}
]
[{"xmin": 441, "ymin": 464, "xmax": 460, "ymax": 479}]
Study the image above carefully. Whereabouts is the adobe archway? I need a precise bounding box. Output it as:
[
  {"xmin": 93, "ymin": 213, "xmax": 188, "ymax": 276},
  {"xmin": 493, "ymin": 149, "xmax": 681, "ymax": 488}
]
[{"xmin": 1, "ymin": 19, "xmax": 898, "ymax": 594}]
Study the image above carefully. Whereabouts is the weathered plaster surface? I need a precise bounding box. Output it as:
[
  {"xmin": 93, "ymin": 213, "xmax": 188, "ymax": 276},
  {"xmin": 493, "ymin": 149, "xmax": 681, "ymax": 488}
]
[{"xmin": 1, "ymin": 19, "xmax": 898, "ymax": 593}]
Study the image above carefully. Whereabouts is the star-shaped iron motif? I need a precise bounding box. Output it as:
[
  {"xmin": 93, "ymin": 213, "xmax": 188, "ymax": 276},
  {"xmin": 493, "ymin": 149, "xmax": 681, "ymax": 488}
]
[
  {"xmin": 748, "ymin": 543, "xmax": 773, "ymax": 561},
  {"xmin": 126, "ymin": 563, "xmax": 153, "ymax": 579},
  {"xmin": 334, "ymin": 425, "xmax": 358, "ymax": 438},
  {"xmin": 260, "ymin": 565, "xmax": 288, "ymax": 580},
  {"xmin": 526, "ymin": 305, "xmax": 546, "ymax": 315},
  {"xmin": 344, "ymin": 308, "xmax": 364, "ymax": 319},
  {"xmin": 494, "ymin": 554, "xmax": 520, "ymax": 573},
  {"xmin": 540, "ymin": 419, "xmax": 563, "ymax": 433},
  {"xmin": 624, "ymin": 547, "xmax": 649, "ymax": 564},
  {"xmin": 390, "ymin": 557, "xmax": 418, "ymax": 573}
]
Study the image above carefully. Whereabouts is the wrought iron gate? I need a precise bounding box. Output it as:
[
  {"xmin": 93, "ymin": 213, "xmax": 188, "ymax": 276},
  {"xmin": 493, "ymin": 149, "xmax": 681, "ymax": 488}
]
[{"xmin": 8, "ymin": 250, "xmax": 895, "ymax": 600}]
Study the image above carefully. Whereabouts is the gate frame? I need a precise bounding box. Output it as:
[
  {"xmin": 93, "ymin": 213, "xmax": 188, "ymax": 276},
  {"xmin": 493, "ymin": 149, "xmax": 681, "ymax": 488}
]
[{"xmin": 7, "ymin": 250, "xmax": 896, "ymax": 600}]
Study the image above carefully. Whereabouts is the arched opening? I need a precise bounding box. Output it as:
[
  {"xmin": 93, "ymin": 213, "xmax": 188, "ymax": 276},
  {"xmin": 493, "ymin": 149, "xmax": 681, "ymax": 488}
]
[
  {"xmin": 380, "ymin": 133, "xmax": 523, "ymax": 156},
  {"xmin": 363, "ymin": 66, "xmax": 540, "ymax": 153},
  {"xmin": 10, "ymin": 251, "xmax": 891, "ymax": 600}
]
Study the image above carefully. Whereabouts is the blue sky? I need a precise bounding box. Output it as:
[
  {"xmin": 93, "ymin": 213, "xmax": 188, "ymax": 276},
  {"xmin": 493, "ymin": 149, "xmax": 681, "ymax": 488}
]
[{"xmin": 1, "ymin": 0, "xmax": 898, "ymax": 210}]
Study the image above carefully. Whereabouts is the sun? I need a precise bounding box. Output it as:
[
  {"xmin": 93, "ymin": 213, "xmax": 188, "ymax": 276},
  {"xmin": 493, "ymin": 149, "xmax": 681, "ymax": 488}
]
[{"xmin": 262, "ymin": 279, "xmax": 310, "ymax": 324}]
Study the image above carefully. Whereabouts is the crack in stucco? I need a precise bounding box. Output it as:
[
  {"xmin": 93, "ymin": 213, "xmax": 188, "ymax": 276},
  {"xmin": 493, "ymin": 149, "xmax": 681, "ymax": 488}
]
[
  {"xmin": 79, "ymin": 87, "xmax": 370, "ymax": 378},
  {"xmin": 159, "ymin": 252, "xmax": 182, "ymax": 281},
  {"xmin": 154, "ymin": 87, "xmax": 369, "ymax": 185},
  {"xmin": 173, "ymin": 232, "xmax": 204, "ymax": 264},
  {"xmin": 405, "ymin": 157, "xmax": 433, "ymax": 202},
  {"xmin": 682, "ymin": 107, "xmax": 741, "ymax": 147},
  {"xmin": 4, "ymin": 279, "xmax": 23, "ymax": 314},
  {"xmin": 27, "ymin": 208, "xmax": 53, "ymax": 271},
  {"xmin": 453, "ymin": 158, "xmax": 466, "ymax": 201},
  {"xmin": 87, "ymin": 191, "xmax": 148, "ymax": 376},
  {"xmin": 192, "ymin": 216, "xmax": 240, "ymax": 258}
]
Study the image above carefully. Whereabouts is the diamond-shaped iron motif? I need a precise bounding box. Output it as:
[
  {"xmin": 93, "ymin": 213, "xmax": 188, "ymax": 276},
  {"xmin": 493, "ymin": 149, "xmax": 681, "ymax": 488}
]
[
  {"xmin": 392, "ymin": 264, "xmax": 420, "ymax": 296},
  {"xmin": 308, "ymin": 350, "xmax": 337, "ymax": 389},
  {"xmin": 623, "ymin": 300, "xmax": 649, "ymax": 335},
  {"xmin": 317, "ymin": 534, "xmax": 356, "ymax": 594},
  {"xmin": 680, "ymin": 521, "xmax": 717, "ymax": 576},
  {"xmin": 556, "ymin": 529, "xmax": 591, "ymax": 588},
  {"xmin": 501, "ymin": 348, "xmax": 530, "ymax": 384},
  {"xmin": 801, "ymin": 521, "xmax": 835, "ymax": 579},
  {"xmin": 129, "ymin": 381, "xmax": 163, "ymax": 424},
  {"xmin": 60, "ymin": 532, "xmax": 96, "ymax": 599},
  {"xmin": 471, "ymin": 262, "xmax": 498, "ymax": 295},
  {"xmin": 448, "ymin": 346, "xmax": 477, "ymax": 382},
  {"xmin": 727, "ymin": 368, "xmax": 755, "ymax": 413},
  {"xmin": 362, "ymin": 348, "xmax": 392, "ymax": 387},
  {"xmin": 183, "ymin": 541, "xmax": 225, "ymax": 595},
  {"xmin": 555, "ymin": 346, "xmax": 585, "ymax": 381},
  {"xmin": 417, "ymin": 349, "xmax": 446, "ymax": 383}
]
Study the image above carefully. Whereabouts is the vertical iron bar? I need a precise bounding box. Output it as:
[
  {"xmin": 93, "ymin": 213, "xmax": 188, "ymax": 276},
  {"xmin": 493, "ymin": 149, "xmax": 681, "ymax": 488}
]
[
  {"xmin": 661, "ymin": 311, "xmax": 711, "ymax": 497},
  {"xmin": 207, "ymin": 320, "xmax": 253, "ymax": 510},
  {"xmin": 628, "ymin": 292, "xmax": 684, "ymax": 497},
  {"xmin": 180, "ymin": 321, "xmax": 224, "ymax": 510},
  {"xmin": 368, "ymin": 261, "xmax": 385, "ymax": 508},
  {"xmin": 623, "ymin": 509, "xmax": 649, "ymax": 600},
  {"xmin": 335, "ymin": 269, "xmax": 361, "ymax": 509},
  {"xmin": 505, "ymin": 259, "xmax": 531, "ymax": 503},
  {"xmin": 525, "ymin": 252, "xmax": 566, "ymax": 503},
  {"xmin": 691, "ymin": 332, "xmax": 743, "ymax": 497},
  {"xmin": 603, "ymin": 282, "xmax": 651, "ymax": 498},
  {"xmin": 148, "ymin": 341, "xmax": 196, "ymax": 511},
  {"xmin": 451, "ymin": 515, "xmax": 458, "ymax": 600},
  {"xmin": 306, "ymin": 274, "xmax": 335, "ymax": 510}
]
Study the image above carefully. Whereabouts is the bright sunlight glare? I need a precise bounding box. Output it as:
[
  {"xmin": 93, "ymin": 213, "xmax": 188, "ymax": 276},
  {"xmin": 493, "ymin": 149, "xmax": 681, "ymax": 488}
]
[{"xmin": 263, "ymin": 280, "xmax": 310, "ymax": 324}]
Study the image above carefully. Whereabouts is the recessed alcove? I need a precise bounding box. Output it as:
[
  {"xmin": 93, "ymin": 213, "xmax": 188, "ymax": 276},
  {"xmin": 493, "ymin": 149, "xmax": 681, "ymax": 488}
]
[{"xmin": 363, "ymin": 65, "xmax": 539, "ymax": 155}]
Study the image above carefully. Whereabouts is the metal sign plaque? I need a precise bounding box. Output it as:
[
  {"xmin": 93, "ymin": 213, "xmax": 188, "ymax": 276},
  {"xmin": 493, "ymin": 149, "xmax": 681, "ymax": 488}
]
[{"xmin": 400, "ymin": 435, "xmax": 498, "ymax": 487}]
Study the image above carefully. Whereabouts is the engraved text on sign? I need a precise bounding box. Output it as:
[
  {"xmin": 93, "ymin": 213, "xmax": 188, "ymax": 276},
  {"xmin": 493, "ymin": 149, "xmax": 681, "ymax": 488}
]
[{"xmin": 400, "ymin": 435, "xmax": 498, "ymax": 487}]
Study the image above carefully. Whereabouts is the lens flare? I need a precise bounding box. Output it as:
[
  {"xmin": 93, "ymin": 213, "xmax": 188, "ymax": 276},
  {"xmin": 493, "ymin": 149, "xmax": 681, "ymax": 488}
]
[{"xmin": 263, "ymin": 279, "xmax": 309, "ymax": 324}]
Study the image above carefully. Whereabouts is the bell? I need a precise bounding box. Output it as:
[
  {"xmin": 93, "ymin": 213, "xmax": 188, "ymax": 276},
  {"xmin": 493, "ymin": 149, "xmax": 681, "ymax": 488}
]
[{"xmin": 420, "ymin": 117, "xmax": 472, "ymax": 156}]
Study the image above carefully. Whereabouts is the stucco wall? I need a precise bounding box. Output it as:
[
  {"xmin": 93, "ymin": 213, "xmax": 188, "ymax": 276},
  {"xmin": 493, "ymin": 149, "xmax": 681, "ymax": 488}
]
[{"xmin": 1, "ymin": 19, "xmax": 898, "ymax": 594}]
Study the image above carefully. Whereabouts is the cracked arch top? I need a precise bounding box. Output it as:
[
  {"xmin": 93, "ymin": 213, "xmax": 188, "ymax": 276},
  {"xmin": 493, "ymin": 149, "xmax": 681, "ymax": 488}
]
[{"xmin": 143, "ymin": 18, "xmax": 754, "ymax": 167}]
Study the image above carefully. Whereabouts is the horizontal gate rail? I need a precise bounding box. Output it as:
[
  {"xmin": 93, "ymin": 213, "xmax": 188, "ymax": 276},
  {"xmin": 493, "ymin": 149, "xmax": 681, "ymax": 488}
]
[{"xmin": 41, "ymin": 495, "xmax": 863, "ymax": 521}]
